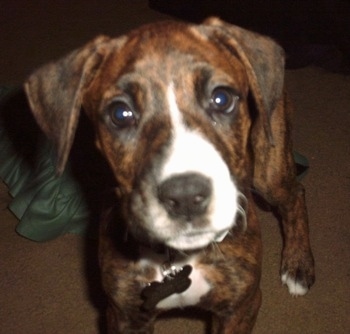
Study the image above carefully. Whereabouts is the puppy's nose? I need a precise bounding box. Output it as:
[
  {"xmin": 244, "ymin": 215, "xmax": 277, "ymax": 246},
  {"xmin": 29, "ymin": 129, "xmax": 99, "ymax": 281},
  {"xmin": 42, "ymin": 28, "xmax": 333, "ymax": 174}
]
[{"xmin": 158, "ymin": 173, "xmax": 212, "ymax": 220}]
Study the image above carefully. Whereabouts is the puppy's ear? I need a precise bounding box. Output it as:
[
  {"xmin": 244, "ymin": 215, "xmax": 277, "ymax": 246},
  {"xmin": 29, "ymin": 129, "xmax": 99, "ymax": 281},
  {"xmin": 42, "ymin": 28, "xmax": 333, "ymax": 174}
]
[
  {"xmin": 202, "ymin": 17, "xmax": 285, "ymax": 144},
  {"xmin": 24, "ymin": 35, "xmax": 113, "ymax": 174}
]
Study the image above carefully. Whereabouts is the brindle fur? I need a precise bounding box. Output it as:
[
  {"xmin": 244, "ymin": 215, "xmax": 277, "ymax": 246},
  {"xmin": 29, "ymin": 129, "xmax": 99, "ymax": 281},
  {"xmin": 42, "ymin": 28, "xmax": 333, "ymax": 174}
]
[{"xmin": 24, "ymin": 18, "xmax": 314, "ymax": 333}]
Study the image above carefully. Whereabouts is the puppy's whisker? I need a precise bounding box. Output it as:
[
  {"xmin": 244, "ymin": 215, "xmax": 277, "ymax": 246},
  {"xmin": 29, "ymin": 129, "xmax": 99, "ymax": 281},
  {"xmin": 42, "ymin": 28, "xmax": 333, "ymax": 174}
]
[
  {"xmin": 176, "ymin": 249, "xmax": 191, "ymax": 258},
  {"xmin": 236, "ymin": 192, "xmax": 248, "ymax": 230},
  {"xmin": 208, "ymin": 241, "xmax": 225, "ymax": 259},
  {"xmin": 238, "ymin": 191, "xmax": 248, "ymax": 208},
  {"xmin": 215, "ymin": 242, "xmax": 225, "ymax": 258}
]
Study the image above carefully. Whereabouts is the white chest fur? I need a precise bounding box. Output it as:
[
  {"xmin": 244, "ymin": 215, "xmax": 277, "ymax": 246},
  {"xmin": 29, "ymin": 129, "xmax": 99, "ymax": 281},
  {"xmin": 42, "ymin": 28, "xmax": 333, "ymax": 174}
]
[{"xmin": 138, "ymin": 249, "xmax": 211, "ymax": 310}]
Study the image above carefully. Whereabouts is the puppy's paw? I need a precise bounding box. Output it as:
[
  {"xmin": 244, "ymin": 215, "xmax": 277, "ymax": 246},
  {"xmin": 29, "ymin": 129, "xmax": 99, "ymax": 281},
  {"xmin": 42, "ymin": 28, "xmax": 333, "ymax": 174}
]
[
  {"xmin": 281, "ymin": 272, "xmax": 309, "ymax": 296},
  {"xmin": 281, "ymin": 252, "xmax": 315, "ymax": 296}
]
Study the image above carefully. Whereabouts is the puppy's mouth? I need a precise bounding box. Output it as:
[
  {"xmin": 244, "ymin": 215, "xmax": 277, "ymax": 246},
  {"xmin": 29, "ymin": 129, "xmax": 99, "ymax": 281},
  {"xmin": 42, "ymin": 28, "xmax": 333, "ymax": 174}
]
[{"xmin": 165, "ymin": 229, "xmax": 229, "ymax": 251}]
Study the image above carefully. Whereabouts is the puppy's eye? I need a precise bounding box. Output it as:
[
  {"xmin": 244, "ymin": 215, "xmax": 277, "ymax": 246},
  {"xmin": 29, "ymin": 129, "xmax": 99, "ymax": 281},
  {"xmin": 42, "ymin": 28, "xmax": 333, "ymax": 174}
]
[
  {"xmin": 108, "ymin": 101, "xmax": 136, "ymax": 128},
  {"xmin": 209, "ymin": 87, "xmax": 239, "ymax": 114}
]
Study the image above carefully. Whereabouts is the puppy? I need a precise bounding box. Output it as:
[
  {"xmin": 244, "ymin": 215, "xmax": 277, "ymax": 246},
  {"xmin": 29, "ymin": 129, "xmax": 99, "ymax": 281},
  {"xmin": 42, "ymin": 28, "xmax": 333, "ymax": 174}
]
[{"xmin": 24, "ymin": 17, "xmax": 315, "ymax": 333}]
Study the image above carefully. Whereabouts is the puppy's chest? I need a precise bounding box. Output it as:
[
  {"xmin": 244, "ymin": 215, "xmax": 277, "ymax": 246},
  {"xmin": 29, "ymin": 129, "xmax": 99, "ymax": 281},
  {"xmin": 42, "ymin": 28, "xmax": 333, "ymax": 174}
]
[{"xmin": 138, "ymin": 251, "xmax": 211, "ymax": 310}]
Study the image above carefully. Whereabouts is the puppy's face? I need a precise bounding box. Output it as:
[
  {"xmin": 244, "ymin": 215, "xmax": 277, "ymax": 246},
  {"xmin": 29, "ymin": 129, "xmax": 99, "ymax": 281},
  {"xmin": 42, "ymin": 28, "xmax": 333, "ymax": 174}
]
[{"xmin": 84, "ymin": 22, "xmax": 252, "ymax": 251}]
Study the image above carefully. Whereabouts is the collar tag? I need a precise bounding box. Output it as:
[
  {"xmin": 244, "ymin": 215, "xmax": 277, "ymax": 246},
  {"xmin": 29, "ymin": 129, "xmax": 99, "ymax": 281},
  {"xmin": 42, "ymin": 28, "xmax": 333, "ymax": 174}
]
[
  {"xmin": 140, "ymin": 265, "xmax": 192, "ymax": 312},
  {"xmin": 161, "ymin": 261, "xmax": 179, "ymax": 278}
]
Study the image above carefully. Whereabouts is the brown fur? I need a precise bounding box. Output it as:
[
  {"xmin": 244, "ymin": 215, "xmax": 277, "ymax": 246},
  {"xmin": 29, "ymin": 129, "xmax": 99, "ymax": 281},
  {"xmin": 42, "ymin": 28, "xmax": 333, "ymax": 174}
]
[{"xmin": 24, "ymin": 18, "xmax": 314, "ymax": 333}]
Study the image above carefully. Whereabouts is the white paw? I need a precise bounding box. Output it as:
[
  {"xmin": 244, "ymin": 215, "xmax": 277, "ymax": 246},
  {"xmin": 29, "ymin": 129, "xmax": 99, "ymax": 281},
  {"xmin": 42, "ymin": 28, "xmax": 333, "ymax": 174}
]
[{"xmin": 281, "ymin": 273, "xmax": 308, "ymax": 296}]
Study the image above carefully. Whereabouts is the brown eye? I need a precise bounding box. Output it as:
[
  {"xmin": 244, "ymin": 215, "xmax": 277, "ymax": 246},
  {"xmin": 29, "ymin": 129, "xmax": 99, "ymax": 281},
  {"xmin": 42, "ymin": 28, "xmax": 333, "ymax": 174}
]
[
  {"xmin": 209, "ymin": 87, "xmax": 239, "ymax": 114},
  {"xmin": 108, "ymin": 101, "xmax": 136, "ymax": 128}
]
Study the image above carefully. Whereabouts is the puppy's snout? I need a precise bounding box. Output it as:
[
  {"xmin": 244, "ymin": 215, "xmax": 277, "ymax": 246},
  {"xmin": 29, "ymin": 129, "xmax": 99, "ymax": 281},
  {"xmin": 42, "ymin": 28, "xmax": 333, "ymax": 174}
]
[{"xmin": 158, "ymin": 173, "xmax": 212, "ymax": 220}]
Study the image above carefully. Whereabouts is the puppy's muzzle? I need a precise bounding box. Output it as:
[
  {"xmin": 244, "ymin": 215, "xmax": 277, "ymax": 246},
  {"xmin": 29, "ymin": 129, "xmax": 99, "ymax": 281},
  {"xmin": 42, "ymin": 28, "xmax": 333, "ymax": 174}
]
[{"xmin": 158, "ymin": 173, "xmax": 212, "ymax": 221}]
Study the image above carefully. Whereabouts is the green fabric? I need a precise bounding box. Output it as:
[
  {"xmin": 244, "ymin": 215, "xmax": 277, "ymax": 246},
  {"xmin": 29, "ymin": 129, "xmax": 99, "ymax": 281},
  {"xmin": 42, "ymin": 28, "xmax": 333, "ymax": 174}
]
[
  {"xmin": 293, "ymin": 151, "xmax": 309, "ymax": 180},
  {"xmin": 0, "ymin": 86, "xmax": 89, "ymax": 242}
]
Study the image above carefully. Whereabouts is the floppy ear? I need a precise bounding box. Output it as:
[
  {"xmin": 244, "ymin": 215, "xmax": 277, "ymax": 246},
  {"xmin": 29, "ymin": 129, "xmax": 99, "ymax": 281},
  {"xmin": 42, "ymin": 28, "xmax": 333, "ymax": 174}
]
[
  {"xmin": 202, "ymin": 17, "xmax": 285, "ymax": 144},
  {"xmin": 24, "ymin": 35, "xmax": 114, "ymax": 174}
]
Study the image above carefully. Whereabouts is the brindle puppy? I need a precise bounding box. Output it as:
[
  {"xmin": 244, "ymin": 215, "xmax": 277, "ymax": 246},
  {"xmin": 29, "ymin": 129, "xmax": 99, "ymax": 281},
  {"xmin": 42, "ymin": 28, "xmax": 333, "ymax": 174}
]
[{"xmin": 25, "ymin": 17, "xmax": 314, "ymax": 333}]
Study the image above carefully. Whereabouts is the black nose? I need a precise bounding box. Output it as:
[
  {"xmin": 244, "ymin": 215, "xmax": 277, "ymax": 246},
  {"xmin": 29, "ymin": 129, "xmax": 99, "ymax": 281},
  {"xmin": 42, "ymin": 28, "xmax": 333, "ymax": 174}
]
[{"xmin": 158, "ymin": 173, "xmax": 212, "ymax": 220}]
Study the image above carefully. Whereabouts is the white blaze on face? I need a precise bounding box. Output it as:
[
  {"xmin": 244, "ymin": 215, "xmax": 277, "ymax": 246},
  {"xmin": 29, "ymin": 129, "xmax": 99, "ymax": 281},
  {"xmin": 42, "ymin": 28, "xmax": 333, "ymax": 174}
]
[{"xmin": 158, "ymin": 84, "xmax": 239, "ymax": 249}]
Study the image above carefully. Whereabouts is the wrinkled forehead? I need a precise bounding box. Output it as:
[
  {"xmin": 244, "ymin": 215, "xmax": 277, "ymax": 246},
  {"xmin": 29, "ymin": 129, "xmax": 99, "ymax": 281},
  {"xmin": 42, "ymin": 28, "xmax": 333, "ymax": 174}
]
[{"xmin": 96, "ymin": 21, "xmax": 247, "ymax": 95}]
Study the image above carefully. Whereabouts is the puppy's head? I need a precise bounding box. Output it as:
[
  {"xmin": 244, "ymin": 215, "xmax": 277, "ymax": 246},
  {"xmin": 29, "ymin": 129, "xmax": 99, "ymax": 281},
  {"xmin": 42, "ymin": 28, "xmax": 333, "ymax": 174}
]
[{"xmin": 25, "ymin": 18, "xmax": 284, "ymax": 251}]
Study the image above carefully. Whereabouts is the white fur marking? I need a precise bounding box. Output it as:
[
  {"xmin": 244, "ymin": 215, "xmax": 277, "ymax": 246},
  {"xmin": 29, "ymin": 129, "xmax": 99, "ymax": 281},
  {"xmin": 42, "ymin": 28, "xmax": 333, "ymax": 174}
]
[
  {"xmin": 281, "ymin": 273, "xmax": 308, "ymax": 296},
  {"xmin": 156, "ymin": 85, "xmax": 238, "ymax": 250}
]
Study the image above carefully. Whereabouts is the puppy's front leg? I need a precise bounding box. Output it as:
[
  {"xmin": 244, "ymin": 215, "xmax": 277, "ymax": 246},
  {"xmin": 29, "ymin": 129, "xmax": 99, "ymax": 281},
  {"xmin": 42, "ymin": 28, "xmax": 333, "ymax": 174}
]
[
  {"xmin": 214, "ymin": 288, "xmax": 262, "ymax": 334},
  {"xmin": 102, "ymin": 263, "xmax": 158, "ymax": 334},
  {"xmin": 278, "ymin": 183, "xmax": 315, "ymax": 295},
  {"xmin": 106, "ymin": 301, "xmax": 155, "ymax": 334},
  {"xmin": 99, "ymin": 212, "xmax": 159, "ymax": 334},
  {"xmin": 252, "ymin": 95, "xmax": 315, "ymax": 295}
]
